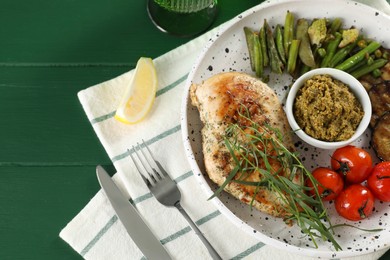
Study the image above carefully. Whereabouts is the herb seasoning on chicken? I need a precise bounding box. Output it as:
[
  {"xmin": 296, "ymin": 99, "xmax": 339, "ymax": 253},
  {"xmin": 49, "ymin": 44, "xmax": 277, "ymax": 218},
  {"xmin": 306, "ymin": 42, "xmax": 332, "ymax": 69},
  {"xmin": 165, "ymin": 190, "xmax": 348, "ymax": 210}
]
[{"xmin": 190, "ymin": 72, "xmax": 341, "ymax": 250}]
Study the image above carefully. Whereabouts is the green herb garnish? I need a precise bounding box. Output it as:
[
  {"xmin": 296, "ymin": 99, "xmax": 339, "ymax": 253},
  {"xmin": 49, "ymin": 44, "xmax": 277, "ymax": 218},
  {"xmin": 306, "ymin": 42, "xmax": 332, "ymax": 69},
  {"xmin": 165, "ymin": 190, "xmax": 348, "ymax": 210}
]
[{"xmin": 209, "ymin": 106, "xmax": 342, "ymax": 251}]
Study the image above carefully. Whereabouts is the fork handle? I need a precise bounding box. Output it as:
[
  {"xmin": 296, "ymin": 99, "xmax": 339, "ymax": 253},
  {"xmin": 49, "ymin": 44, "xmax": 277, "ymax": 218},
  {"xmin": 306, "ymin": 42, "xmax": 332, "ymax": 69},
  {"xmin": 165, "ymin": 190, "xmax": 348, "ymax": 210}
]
[{"xmin": 174, "ymin": 202, "xmax": 222, "ymax": 260}]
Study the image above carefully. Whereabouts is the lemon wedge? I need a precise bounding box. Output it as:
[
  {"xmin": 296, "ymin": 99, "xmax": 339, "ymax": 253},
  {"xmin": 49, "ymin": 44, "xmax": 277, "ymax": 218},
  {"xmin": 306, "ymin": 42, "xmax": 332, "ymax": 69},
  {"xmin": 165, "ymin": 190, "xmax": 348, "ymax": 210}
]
[{"xmin": 115, "ymin": 57, "xmax": 157, "ymax": 124}]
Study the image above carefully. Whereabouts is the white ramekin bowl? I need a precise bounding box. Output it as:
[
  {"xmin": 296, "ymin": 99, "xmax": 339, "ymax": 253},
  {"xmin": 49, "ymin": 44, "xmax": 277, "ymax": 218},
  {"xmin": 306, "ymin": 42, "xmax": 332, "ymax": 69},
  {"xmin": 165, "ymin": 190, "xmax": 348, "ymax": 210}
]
[{"xmin": 285, "ymin": 68, "xmax": 372, "ymax": 150}]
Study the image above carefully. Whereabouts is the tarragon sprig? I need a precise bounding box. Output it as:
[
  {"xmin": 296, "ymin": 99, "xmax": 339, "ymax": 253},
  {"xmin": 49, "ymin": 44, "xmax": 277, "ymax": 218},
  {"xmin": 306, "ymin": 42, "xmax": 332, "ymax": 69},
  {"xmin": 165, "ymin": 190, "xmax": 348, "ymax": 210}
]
[{"xmin": 209, "ymin": 107, "xmax": 342, "ymax": 251}]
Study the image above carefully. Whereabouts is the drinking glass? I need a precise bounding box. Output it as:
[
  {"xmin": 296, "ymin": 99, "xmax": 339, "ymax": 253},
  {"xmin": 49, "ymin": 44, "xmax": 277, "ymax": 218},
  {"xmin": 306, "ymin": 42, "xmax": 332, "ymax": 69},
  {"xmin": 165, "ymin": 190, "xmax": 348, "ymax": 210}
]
[{"xmin": 147, "ymin": 0, "xmax": 218, "ymax": 37}]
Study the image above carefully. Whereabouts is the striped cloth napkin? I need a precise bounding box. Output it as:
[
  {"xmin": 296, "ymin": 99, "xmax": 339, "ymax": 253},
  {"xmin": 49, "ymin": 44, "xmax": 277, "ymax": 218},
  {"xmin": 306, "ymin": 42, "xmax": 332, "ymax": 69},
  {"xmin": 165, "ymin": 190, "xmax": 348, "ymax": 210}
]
[{"xmin": 60, "ymin": 0, "xmax": 390, "ymax": 259}]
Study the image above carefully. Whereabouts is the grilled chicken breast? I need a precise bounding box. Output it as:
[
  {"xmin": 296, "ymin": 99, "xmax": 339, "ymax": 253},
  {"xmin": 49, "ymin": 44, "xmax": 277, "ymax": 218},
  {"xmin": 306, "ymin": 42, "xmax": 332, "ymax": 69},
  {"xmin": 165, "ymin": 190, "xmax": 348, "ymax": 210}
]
[{"xmin": 190, "ymin": 72, "xmax": 297, "ymax": 218}]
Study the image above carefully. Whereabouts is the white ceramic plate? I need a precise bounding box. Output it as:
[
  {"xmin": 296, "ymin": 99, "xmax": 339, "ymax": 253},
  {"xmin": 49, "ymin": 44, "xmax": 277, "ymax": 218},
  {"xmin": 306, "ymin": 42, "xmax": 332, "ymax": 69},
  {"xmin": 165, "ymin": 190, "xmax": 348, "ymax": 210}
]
[{"xmin": 181, "ymin": 0, "xmax": 390, "ymax": 258}]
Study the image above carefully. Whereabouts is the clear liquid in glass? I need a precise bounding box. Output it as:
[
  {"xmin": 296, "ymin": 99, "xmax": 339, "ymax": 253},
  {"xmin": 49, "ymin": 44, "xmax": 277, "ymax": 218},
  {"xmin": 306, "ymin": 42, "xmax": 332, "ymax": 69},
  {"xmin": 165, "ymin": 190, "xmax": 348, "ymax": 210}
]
[{"xmin": 147, "ymin": 0, "xmax": 218, "ymax": 37}]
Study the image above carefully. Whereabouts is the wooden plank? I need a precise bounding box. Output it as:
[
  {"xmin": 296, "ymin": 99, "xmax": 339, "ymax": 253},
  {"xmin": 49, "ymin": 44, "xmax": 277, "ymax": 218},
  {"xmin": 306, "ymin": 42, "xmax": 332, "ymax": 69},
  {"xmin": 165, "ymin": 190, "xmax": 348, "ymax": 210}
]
[
  {"xmin": 0, "ymin": 165, "xmax": 115, "ymax": 259},
  {"xmin": 0, "ymin": 66, "xmax": 128, "ymax": 164},
  {"xmin": 0, "ymin": 0, "xmax": 257, "ymax": 63},
  {"xmin": 10, "ymin": 1, "xmax": 390, "ymax": 260}
]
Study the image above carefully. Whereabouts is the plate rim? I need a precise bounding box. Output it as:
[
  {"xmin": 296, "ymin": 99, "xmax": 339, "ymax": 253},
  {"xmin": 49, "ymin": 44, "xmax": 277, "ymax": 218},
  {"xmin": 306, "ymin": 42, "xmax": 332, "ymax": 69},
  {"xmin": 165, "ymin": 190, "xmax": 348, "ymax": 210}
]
[{"xmin": 180, "ymin": 0, "xmax": 390, "ymax": 258}]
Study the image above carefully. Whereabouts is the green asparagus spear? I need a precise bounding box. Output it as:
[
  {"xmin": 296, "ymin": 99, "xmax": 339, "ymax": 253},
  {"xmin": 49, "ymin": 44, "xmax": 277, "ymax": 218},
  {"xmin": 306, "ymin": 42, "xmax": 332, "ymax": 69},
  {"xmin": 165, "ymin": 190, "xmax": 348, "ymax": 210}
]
[
  {"xmin": 350, "ymin": 58, "xmax": 387, "ymax": 78},
  {"xmin": 287, "ymin": 39, "xmax": 301, "ymax": 75},
  {"xmin": 345, "ymin": 59, "xmax": 367, "ymax": 73},
  {"xmin": 296, "ymin": 19, "xmax": 317, "ymax": 68},
  {"xmin": 253, "ymin": 34, "xmax": 264, "ymax": 77},
  {"xmin": 244, "ymin": 27, "xmax": 256, "ymax": 71},
  {"xmin": 335, "ymin": 41, "xmax": 381, "ymax": 71},
  {"xmin": 320, "ymin": 32, "xmax": 342, "ymax": 67},
  {"xmin": 275, "ymin": 25, "xmax": 287, "ymax": 64},
  {"xmin": 264, "ymin": 19, "xmax": 284, "ymax": 74},
  {"xmin": 328, "ymin": 37, "xmax": 360, "ymax": 67},
  {"xmin": 259, "ymin": 26, "xmax": 269, "ymax": 67},
  {"xmin": 330, "ymin": 18, "xmax": 342, "ymax": 34},
  {"xmin": 283, "ymin": 11, "xmax": 294, "ymax": 58}
]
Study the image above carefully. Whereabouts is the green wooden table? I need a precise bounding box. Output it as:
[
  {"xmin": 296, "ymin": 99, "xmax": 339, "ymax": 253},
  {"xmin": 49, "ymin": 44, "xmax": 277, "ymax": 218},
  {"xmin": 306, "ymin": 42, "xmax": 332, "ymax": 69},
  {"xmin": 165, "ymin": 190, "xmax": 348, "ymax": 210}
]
[{"xmin": 0, "ymin": 1, "xmax": 389, "ymax": 259}]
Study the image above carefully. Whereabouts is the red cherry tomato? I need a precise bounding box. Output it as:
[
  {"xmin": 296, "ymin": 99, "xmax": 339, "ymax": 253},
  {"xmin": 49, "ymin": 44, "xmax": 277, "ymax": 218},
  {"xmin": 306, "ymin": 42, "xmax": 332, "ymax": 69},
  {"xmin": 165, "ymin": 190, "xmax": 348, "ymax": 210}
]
[
  {"xmin": 306, "ymin": 167, "xmax": 344, "ymax": 201},
  {"xmin": 330, "ymin": 145, "xmax": 373, "ymax": 183},
  {"xmin": 367, "ymin": 162, "xmax": 390, "ymax": 202},
  {"xmin": 335, "ymin": 184, "xmax": 375, "ymax": 221}
]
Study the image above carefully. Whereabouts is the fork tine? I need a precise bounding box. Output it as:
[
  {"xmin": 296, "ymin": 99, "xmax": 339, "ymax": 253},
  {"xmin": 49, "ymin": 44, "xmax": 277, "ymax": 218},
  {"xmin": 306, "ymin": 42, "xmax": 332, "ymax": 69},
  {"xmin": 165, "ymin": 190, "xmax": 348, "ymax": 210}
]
[
  {"xmin": 142, "ymin": 139, "xmax": 169, "ymax": 178},
  {"xmin": 129, "ymin": 146, "xmax": 157, "ymax": 187},
  {"xmin": 134, "ymin": 144, "xmax": 159, "ymax": 186},
  {"xmin": 128, "ymin": 149, "xmax": 151, "ymax": 187},
  {"xmin": 138, "ymin": 142, "xmax": 163, "ymax": 180},
  {"xmin": 155, "ymin": 161, "xmax": 169, "ymax": 178}
]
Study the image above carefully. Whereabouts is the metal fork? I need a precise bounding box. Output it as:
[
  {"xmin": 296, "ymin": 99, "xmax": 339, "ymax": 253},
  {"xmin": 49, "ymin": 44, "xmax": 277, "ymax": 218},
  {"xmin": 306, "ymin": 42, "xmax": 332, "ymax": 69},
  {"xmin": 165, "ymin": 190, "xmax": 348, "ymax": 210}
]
[{"xmin": 129, "ymin": 141, "xmax": 222, "ymax": 260}]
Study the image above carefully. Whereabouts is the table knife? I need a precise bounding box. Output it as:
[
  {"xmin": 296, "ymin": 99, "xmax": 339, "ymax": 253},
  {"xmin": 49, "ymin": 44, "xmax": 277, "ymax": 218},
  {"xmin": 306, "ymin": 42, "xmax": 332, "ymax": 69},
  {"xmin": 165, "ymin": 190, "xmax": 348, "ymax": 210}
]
[{"xmin": 96, "ymin": 165, "xmax": 171, "ymax": 260}]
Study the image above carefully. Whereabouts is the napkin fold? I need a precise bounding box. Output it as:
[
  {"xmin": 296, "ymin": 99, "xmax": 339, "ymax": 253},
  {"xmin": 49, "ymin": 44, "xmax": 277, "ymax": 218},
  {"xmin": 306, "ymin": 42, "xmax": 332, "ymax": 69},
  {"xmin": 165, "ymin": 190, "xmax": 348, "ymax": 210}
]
[{"xmin": 60, "ymin": 1, "xmax": 390, "ymax": 259}]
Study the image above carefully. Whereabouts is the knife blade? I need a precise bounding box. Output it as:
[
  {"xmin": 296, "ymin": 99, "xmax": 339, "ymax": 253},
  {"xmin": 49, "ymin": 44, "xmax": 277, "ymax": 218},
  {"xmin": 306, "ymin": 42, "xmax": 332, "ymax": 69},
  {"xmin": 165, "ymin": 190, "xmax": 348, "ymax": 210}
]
[{"xmin": 96, "ymin": 165, "xmax": 171, "ymax": 260}]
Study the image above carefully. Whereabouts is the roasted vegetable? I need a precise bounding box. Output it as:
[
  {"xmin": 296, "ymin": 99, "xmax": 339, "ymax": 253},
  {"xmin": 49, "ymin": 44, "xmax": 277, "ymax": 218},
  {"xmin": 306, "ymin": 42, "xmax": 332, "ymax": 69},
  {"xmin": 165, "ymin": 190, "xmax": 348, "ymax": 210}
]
[
  {"xmin": 259, "ymin": 26, "xmax": 269, "ymax": 67},
  {"xmin": 264, "ymin": 19, "xmax": 284, "ymax": 74},
  {"xmin": 328, "ymin": 36, "xmax": 360, "ymax": 67},
  {"xmin": 275, "ymin": 25, "xmax": 287, "ymax": 64},
  {"xmin": 321, "ymin": 32, "xmax": 342, "ymax": 67},
  {"xmin": 244, "ymin": 27, "xmax": 256, "ymax": 71},
  {"xmin": 308, "ymin": 18, "xmax": 327, "ymax": 46},
  {"xmin": 380, "ymin": 60, "xmax": 390, "ymax": 80},
  {"xmin": 253, "ymin": 33, "xmax": 264, "ymax": 77},
  {"xmin": 330, "ymin": 18, "xmax": 342, "ymax": 34},
  {"xmin": 283, "ymin": 11, "xmax": 294, "ymax": 58},
  {"xmin": 368, "ymin": 80, "xmax": 390, "ymax": 127},
  {"xmin": 372, "ymin": 111, "xmax": 390, "ymax": 161},
  {"xmin": 335, "ymin": 41, "xmax": 381, "ymax": 71},
  {"xmin": 339, "ymin": 28, "xmax": 359, "ymax": 48},
  {"xmin": 351, "ymin": 59, "xmax": 388, "ymax": 79},
  {"xmin": 243, "ymin": 13, "xmax": 387, "ymax": 80},
  {"xmin": 296, "ymin": 18, "xmax": 317, "ymax": 68},
  {"xmin": 287, "ymin": 39, "xmax": 301, "ymax": 75}
]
